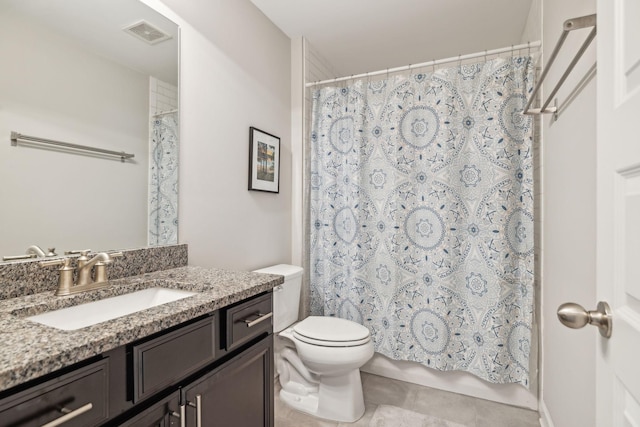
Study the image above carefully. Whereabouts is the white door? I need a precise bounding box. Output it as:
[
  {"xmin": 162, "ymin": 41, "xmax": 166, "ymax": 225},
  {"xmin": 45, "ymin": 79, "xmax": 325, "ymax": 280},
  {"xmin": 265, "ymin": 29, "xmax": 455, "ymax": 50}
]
[{"xmin": 596, "ymin": 0, "xmax": 640, "ymax": 425}]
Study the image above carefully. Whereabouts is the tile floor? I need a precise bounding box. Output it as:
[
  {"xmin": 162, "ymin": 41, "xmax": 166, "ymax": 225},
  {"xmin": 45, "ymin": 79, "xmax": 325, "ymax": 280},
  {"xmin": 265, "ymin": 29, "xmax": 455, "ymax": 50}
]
[{"xmin": 275, "ymin": 372, "xmax": 540, "ymax": 427}]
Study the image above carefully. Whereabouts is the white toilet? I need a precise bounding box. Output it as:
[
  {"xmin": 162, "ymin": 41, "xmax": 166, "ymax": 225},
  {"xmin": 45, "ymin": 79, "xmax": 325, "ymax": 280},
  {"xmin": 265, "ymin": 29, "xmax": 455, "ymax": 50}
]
[{"xmin": 253, "ymin": 264, "xmax": 374, "ymax": 423}]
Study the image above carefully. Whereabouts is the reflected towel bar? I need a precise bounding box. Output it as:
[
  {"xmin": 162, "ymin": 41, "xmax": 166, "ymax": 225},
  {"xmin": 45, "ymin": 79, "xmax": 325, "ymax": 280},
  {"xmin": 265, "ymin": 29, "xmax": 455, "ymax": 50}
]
[
  {"xmin": 10, "ymin": 131, "xmax": 135, "ymax": 162},
  {"xmin": 523, "ymin": 13, "xmax": 597, "ymax": 117}
]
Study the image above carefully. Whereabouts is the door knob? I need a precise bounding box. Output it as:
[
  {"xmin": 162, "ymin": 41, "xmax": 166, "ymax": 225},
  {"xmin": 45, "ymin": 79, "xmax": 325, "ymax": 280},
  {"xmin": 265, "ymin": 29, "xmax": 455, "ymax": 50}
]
[{"xmin": 557, "ymin": 301, "xmax": 612, "ymax": 338}]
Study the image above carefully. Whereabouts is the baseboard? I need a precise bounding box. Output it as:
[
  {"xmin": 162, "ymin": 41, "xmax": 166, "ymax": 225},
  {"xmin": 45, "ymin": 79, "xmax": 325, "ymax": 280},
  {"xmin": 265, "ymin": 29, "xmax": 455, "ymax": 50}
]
[{"xmin": 362, "ymin": 353, "xmax": 539, "ymax": 411}]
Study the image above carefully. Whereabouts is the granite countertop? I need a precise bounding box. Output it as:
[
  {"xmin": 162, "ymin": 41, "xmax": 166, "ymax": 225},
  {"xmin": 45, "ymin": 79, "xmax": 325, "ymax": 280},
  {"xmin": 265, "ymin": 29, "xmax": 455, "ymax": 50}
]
[{"xmin": 0, "ymin": 266, "xmax": 284, "ymax": 392}]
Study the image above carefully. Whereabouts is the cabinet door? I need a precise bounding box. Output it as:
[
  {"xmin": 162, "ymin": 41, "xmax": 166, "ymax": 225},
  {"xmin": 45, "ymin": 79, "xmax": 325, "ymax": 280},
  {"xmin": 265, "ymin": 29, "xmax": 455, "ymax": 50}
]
[
  {"xmin": 119, "ymin": 392, "xmax": 181, "ymax": 427},
  {"xmin": 182, "ymin": 335, "xmax": 273, "ymax": 427}
]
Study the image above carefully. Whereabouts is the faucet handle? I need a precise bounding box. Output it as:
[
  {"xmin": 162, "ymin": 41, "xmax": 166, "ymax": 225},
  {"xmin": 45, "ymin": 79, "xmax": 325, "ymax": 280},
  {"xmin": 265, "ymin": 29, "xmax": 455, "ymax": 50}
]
[
  {"xmin": 64, "ymin": 249, "xmax": 91, "ymax": 255},
  {"xmin": 40, "ymin": 258, "xmax": 69, "ymax": 268},
  {"xmin": 46, "ymin": 248, "xmax": 57, "ymax": 257},
  {"xmin": 2, "ymin": 253, "xmax": 37, "ymax": 261},
  {"xmin": 95, "ymin": 252, "xmax": 123, "ymax": 265},
  {"xmin": 94, "ymin": 252, "xmax": 123, "ymax": 284},
  {"xmin": 40, "ymin": 258, "xmax": 75, "ymax": 295}
]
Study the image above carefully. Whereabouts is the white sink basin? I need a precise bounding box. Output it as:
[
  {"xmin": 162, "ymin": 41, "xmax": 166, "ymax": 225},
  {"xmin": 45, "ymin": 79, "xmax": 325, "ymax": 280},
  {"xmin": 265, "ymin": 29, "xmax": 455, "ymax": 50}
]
[{"xmin": 26, "ymin": 287, "xmax": 197, "ymax": 331}]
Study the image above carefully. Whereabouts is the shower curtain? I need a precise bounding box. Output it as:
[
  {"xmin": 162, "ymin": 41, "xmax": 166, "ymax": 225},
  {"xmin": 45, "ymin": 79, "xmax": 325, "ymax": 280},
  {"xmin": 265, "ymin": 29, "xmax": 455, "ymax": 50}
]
[
  {"xmin": 149, "ymin": 112, "xmax": 179, "ymax": 246},
  {"xmin": 309, "ymin": 57, "xmax": 535, "ymax": 386}
]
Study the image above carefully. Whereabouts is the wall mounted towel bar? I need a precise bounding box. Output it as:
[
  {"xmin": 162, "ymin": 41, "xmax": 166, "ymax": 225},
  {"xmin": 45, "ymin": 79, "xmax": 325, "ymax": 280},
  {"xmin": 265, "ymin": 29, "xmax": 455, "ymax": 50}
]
[
  {"xmin": 523, "ymin": 13, "xmax": 596, "ymax": 117},
  {"xmin": 10, "ymin": 131, "xmax": 135, "ymax": 162}
]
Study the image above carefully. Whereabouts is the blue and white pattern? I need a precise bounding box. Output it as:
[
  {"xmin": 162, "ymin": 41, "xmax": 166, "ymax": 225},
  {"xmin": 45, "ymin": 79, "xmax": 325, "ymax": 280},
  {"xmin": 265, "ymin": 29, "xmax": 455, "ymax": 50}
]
[
  {"xmin": 310, "ymin": 57, "xmax": 535, "ymax": 386},
  {"xmin": 149, "ymin": 112, "xmax": 179, "ymax": 246}
]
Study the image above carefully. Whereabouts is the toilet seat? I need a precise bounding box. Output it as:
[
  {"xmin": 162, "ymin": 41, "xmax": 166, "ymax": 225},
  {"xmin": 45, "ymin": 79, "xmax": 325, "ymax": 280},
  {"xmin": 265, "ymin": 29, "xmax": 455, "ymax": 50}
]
[
  {"xmin": 292, "ymin": 332, "xmax": 370, "ymax": 347},
  {"xmin": 292, "ymin": 316, "xmax": 371, "ymax": 347}
]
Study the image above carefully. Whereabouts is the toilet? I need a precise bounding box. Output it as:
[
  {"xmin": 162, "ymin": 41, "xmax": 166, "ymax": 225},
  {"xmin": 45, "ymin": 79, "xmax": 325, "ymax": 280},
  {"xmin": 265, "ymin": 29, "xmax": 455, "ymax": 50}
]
[{"xmin": 253, "ymin": 264, "xmax": 374, "ymax": 423}]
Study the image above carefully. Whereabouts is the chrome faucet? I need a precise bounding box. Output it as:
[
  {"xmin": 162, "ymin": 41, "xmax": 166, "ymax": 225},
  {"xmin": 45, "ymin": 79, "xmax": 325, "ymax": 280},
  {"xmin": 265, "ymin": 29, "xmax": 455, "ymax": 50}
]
[{"xmin": 40, "ymin": 250, "xmax": 123, "ymax": 296}]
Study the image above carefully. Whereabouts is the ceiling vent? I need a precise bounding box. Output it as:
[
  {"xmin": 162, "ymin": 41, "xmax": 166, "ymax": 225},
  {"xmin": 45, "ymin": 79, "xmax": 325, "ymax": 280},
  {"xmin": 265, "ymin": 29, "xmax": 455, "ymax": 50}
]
[{"xmin": 123, "ymin": 20, "xmax": 172, "ymax": 45}]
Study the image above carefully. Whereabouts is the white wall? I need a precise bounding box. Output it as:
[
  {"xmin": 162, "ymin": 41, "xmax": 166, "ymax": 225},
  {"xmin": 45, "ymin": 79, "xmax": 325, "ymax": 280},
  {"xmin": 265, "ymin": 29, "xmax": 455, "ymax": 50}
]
[
  {"xmin": 0, "ymin": 8, "xmax": 149, "ymax": 256},
  {"xmin": 520, "ymin": 0, "xmax": 542, "ymax": 44},
  {"xmin": 290, "ymin": 38, "xmax": 304, "ymax": 271},
  {"xmin": 146, "ymin": 0, "xmax": 292, "ymax": 270},
  {"xmin": 540, "ymin": 0, "xmax": 597, "ymax": 426}
]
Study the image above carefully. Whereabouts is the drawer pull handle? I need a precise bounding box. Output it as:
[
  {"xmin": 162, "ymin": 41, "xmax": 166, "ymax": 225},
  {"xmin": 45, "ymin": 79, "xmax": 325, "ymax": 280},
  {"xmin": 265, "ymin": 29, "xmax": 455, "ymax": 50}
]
[
  {"xmin": 187, "ymin": 394, "xmax": 202, "ymax": 427},
  {"xmin": 243, "ymin": 312, "xmax": 273, "ymax": 328},
  {"xmin": 170, "ymin": 404, "xmax": 186, "ymax": 427},
  {"xmin": 41, "ymin": 403, "xmax": 93, "ymax": 427}
]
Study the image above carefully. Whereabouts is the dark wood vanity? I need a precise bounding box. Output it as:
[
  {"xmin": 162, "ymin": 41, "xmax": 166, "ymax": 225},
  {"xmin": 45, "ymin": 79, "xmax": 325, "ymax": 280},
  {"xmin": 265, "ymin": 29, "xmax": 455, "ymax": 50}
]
[{"xmin": 0, "ymin": 292, "xmax": 274, "ymax": 427}]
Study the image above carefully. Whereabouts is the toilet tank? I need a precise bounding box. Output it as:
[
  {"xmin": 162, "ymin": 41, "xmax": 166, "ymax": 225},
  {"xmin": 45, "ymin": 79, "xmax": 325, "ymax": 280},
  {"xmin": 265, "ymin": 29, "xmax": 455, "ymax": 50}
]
[{"xmin": 253, "ymin": 264, "xmax": 303, "ymax": 332}]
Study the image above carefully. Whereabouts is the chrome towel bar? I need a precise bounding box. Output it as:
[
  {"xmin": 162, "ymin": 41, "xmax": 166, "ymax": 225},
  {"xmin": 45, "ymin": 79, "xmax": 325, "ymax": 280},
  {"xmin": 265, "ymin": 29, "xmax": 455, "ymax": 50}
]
[
  {"xmin": 523, "ymin": 13, "xmax": 596, "ymax": 117},
  {"xmin": 10, "ymin": 131, "xmax": 135, "ymax": 162}
]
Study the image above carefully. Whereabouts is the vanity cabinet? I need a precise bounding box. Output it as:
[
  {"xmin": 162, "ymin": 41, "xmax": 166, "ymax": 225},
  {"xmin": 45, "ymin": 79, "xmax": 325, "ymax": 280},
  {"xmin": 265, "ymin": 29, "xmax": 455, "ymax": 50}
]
[{"xmin": 0, "ymin": 291, "xmax": 274, "ymax": 427}]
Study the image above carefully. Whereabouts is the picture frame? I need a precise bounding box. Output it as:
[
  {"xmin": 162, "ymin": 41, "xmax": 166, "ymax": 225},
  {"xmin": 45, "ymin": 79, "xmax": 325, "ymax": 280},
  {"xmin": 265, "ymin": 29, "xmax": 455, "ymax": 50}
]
[{"xmin": 248, "ymin": 127, "xmax": 280, "ymax": 193}]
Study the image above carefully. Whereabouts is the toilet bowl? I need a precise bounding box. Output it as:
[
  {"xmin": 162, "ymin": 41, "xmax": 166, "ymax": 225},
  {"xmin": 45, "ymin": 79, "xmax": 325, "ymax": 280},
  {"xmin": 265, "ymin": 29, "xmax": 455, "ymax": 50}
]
[
  {"xmin": 278, "ymin": 316, "xmax": 374, "ymax": 422},
  {"xmin": 253, "ymin": 265, "xmax": 374, "ymax": 423}
]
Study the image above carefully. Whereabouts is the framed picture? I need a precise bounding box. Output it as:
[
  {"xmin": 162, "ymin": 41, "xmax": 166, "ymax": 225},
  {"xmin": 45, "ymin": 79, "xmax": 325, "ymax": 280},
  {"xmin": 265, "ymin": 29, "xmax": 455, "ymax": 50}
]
[{"xmin": 248, "ymin": 127, "xmax": 280, "ymax": 193}]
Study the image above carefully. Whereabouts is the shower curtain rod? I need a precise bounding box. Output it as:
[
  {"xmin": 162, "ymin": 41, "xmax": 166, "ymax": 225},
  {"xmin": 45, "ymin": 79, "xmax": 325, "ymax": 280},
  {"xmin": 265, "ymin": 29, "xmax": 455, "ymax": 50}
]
[{"xmin": 305, "ymin": 40, "xmax": 541, "ymax": 88}]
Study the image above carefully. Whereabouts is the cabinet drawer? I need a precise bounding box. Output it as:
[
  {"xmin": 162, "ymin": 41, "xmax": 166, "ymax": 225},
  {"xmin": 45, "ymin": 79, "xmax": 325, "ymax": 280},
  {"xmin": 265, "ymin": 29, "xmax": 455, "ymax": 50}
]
[
  {"xmin": 226, "ymin": 292, "xmax": 272, "ymax": 351},
  {"xmin": 133, "ymin": 316, "xmax": 215, "ymax": 403},
  {"xmin": 0, "ymin": 359, "xmax": 108, "ymax": 427}
]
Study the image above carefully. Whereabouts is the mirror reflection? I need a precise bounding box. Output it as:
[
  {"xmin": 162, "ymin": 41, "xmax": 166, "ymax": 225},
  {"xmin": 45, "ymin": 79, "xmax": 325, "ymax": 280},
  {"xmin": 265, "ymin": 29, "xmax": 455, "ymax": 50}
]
[{"xmin": 0, "ymin": 0, "xmax": 179, "ymax": 261}]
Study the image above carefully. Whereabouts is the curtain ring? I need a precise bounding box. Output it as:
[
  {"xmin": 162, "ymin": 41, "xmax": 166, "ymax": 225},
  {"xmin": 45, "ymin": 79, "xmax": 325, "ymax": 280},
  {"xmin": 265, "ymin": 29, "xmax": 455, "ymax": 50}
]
[
  {"xmin": 458, "ymin": 54, "xmax": 462, "ymax": 70},
  {"xmin": 431, "ymin": 59, "xmax": 436, "ymax": 74},
  {"xmin": 484, "ymin": 49, "xmax": 488, "ymax": 63},
  {"xmin": 527, "ymin": 41, "xmax": 531, "ymax": 56},
  {"xmin": 408, "ymin": 64, "xmax": 413, "ymax": 79}
]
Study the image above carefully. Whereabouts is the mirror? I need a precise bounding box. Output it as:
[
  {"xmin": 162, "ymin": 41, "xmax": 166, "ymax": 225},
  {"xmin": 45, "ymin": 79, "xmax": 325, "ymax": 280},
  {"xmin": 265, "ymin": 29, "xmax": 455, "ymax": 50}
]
[{"xmin": 0, "ymin": 0, "xmax": 179, "ymax": 261}]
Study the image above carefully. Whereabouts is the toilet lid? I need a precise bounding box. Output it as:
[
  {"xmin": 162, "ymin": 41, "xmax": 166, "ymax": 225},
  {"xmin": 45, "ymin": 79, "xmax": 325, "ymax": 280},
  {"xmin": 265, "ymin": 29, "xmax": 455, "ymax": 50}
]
[{"xmin": 292, "ymin": 316, "xmax": 370, "ymax": 347}]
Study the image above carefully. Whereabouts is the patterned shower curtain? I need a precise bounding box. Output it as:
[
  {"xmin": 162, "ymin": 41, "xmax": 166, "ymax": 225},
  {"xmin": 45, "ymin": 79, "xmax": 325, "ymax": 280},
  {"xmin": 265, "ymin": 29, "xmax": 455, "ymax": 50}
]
[
  {"xmin": 149, "ymin": 112, "xmax": 179, "ymax": 246},
  {"xmin": 309, "ymin": 57, "xmax": 535, "ymax": 386}
]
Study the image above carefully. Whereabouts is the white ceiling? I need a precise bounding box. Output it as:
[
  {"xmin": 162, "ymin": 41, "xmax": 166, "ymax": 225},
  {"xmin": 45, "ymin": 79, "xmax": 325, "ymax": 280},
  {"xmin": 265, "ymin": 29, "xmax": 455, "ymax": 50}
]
[
  {"xmin": 2, "ymin": 0, "xmax": 179, "ymax": 85},
  {"xmin": 250, "ymin": 0, "xmax": 534, "ymax": 77}
]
